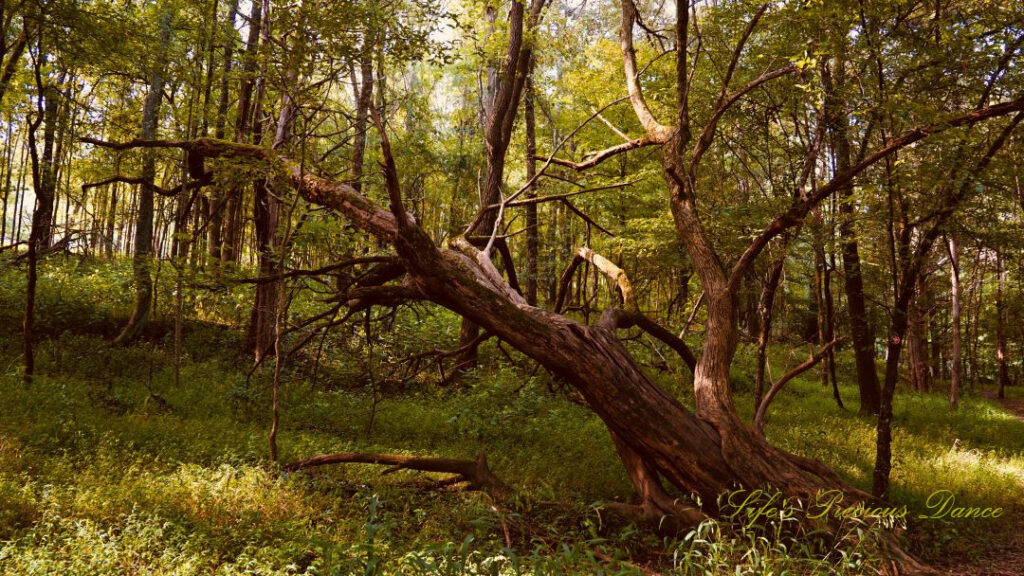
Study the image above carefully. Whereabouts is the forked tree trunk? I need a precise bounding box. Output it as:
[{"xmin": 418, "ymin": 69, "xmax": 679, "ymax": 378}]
[
  {"xmin": 456, "ymin": 0, "xmax": 545, "ymax": 367},
  {"xmin": 23, "ymin": 80, "xmax": 59, "ymax": 379}
]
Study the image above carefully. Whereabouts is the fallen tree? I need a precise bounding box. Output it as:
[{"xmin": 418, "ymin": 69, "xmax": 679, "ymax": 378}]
[
  {"xmin": 81, "ymin": 4, "xmax": 1024, "ymax": 570},
  {"xmin": 284, "ymin": 451, "xmax": 511, "ymax": 501}
]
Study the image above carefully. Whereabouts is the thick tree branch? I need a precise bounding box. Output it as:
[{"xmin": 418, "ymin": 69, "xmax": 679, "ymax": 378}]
[{"xmin": 343, "ymin": 280, "xmax": 425, "ymax": 311}]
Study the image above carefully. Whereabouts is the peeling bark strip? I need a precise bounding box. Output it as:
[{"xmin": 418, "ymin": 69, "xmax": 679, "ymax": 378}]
[{"xmin": 284, "ymin": 451, "xmax": 510, "ymax": 500}]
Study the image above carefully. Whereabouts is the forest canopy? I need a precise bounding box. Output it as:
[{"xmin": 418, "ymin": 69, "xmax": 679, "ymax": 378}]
[{"xmin": 1, "ymin": 0, "xmax": 1023, "ymax": 573}]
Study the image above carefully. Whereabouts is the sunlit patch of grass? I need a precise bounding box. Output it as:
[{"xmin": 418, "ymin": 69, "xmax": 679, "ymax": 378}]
[{"xmin": 1, "ymin": 260, "xmax": 1022, "ymax": 573}]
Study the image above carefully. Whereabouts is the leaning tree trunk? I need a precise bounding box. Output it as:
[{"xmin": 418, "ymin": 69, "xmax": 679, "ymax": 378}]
[
  {"xmin": 125, "ymin": 138, "xmax": 866, "ymax": 517},
  {"xmin": 114, "ymin": 7, "xmax": 174, "ymax": 345}
]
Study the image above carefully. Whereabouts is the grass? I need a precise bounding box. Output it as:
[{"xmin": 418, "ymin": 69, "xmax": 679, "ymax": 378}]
[{"xmin": 0, "ymin": 257, "xmax": 1021, "ymax": 574}]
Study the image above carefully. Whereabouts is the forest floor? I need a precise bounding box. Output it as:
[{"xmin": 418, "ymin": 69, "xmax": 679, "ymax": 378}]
[
  {"xmin": 0, "ymin": 258, "xmax": 1022, "ymax": 575},
  {"xmin": 983, "ymin": 388, "xmax": 1024, "ymax": 422}
]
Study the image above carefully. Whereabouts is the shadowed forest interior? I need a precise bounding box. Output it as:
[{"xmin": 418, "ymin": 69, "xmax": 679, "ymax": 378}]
[{"xmin": 1, "ymin": 0, "xmax": 1024, "ymax": 574}]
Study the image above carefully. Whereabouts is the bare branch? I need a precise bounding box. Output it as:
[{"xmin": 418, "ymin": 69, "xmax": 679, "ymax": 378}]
[
  {"xmin": 541, "ymin": 137, "xmax": 656, "ymax": 171},
  {"xmin": 716, "ymin": 4, "xmax": 769, "ymax": 112},
  {"xmin": 689, "ymin": 64, "xmax": 798, "ymax": 173},
  {"xmin": 578, "ymin": 246, "xmax": 635, "ymax": 311},
  {"xmin": 80, "ymin": 173, "xmax": 211, "ymax": 197},
  {"xmin": 482, "ymin": 180, "xmax": 640, "ymax": 210},
  {"xmin": 754, "ymin": 338, "xmax": 842, "ymax": 433},
  {"xmin": 729, "ymin": 96, "xmax": 1024, "ymax": 291}
]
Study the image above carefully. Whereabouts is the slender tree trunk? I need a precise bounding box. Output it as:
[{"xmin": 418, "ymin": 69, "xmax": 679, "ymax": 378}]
[
  {"xmin": 350, "ymin": 49, "xmax": 373, "ymax": 192},
  {"xmin": 947, "ymin": 236, "xmax": 961, "ymax": 408},
  {"xmin": 906, "ymin": 277, "xmax": 931, "ymax": 392},
  {"xmin": 824, "ymin": 231, "xmax": 843, "ymax": 406},
  {"xmin": 838, "ymin": 170, "xmax": 882, "ymax": 411},
  {"xmin": 207, "ymin": 0, "xmax": 238, "ymax": 267},
  {"xmin": 754, "ymin": 249, "xmax": 785, "ymax": 410},
  {"xmin": 249, "ymin": 22, "xmax": 297, "ymax": 363},
  {"xmin": 1, "ymin": 121, "xmax": 14, "ymax": 244},
  {"xmin": 105, "ymin": 173, "xmax": 119, "ymax": 257},
  {"xmin": 823, "ymin": 57, "xmax": 882, "ymax": 414},
  {"xmin": 996, "ymin": 250, "xmax": 1010, "ymax": 399},
  {"xmin": 524, "ymin": 73, "xmax": 539, "ymax": 306},
  {"xmin": 114, "ymin": 6, "xmax": 174, "ymax": 344},
  {"xmin": 222, "ymin": 0, "xmax": 261, "ymax": 266},
  {"xmin": 22, "ymin": 82, "xmax": 58, "ymax": 380},
  {"xmin": 36, "ymin": 79, "xmax": 60, "ymax": 249}
]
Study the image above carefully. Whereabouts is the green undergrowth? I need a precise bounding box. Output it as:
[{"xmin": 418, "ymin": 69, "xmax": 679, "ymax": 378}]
[{"xmin": 0, "ymin": 258, "xmax": 1021, "ymax": 574}]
